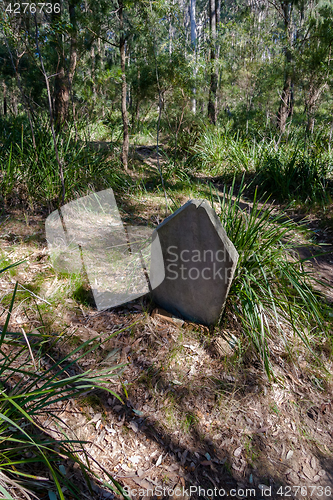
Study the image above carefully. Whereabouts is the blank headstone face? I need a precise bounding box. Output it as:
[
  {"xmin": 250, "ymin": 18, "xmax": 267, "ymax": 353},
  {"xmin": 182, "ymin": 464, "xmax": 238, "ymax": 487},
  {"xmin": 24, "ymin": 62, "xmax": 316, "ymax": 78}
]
[
  {"xmin": 45, "ymin": 189, "xmax": 165, "ymax": 310},
  {"xmin": 150, "ymin": 199, "xmax": 239, "ymax": 326}
]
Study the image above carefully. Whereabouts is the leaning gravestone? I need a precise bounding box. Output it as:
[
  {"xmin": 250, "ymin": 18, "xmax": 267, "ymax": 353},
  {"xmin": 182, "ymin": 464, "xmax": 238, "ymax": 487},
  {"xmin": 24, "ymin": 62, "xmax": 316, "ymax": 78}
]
[{"xmin": 150, "ymin": 199, "xmax": 239, "ymax": 326}]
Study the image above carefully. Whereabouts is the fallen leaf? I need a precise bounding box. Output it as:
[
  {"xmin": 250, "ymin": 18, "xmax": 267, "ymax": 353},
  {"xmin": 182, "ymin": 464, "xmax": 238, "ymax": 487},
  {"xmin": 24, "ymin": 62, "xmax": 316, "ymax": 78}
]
[
  {"xmin": 128, "ymin": 421, "xmax": 139, "ymax": 433},
  {"xmin": 255, "ymin": 426, "xmax": 269, "ymax": 434},
  {"xmin": 132, "ymin": 477, "xmax": 154, "ymax": 489},
  {"xmin": 172, "ymin": 379, "xmax": 182, "ymax": 385},
  {"xmin": 132, "ymin": 409, "xmax": 144, "ymax": 416}
]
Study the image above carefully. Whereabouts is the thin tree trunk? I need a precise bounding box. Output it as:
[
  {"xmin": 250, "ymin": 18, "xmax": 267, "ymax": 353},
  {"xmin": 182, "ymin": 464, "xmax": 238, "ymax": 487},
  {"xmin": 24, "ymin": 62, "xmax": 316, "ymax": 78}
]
[
  {"xmin": 35, "ymin": 17, "xmax": 65, "ymax": 205},
  {"xmin": 54, "ymin": 68, "xmax": 69, "ymax": 129},
  {"xmin": 68, "ymin": 0, "xmax": 78, "ymax": 139},
  {"xmin": 305, "ymin": 83, "xmax": 327, "ymax": 134},
  {"xmin": 3, "ymin": 82, "xmax": 7, "ymax": 116},
  {"xmin": 277, "ymin": 2, "xmax": 293, "ymax": 133},
  {"xmin": 119, "ymin": 1, "xmax": 129, "ymax": 171},
  {"xmin": 277, "ymin": 68, "xmax": 293, "ymax": 133},
  {"xmin": 91, "ymin": 45, "xmax": 96, "ymax": 105},
  {"xmin": 208, "ymin": 0, "xmax": 217, "ymax": 125},
  {"xmin": 52, "ymin": 5, "xmax": 70, "ymax": 129},
  {"xmin": 12, "ymin": 92, "xmax": 17, "ymax": 116},
  {"xmin": 150, "ymin": 0, "xmax": 169, "ymax": 215},
  {"xmin": 3, "ymin": 40, "xmax": 36, "ymax": 149},
  {"xmin": 190, "ymin": 0, "xmax": 196, "ymax": 114},
  {"xmin": 68, "ymin": 1, "xmax": 77, "ymax": 86}
]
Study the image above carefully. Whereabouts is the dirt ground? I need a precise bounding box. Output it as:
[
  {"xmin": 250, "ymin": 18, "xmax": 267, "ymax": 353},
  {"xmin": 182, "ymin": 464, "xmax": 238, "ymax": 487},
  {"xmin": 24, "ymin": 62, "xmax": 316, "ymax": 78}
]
[{"xmin": 1, "ymin": 183, "xmax": 333, "ymax": 500}]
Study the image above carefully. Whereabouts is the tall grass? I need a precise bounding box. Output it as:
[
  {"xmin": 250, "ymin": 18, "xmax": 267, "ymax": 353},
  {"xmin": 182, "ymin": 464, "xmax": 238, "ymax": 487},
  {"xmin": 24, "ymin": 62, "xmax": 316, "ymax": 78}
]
[
  {"xmin": 193, "ymin": 125, "xmax": 271, "ymax": 175},
  {"xmin": 0, "ymin": 117, "xmax": 127, "ymax": 209},
  {"xmin": 255, "ymin": 149, "xmax": 332, "ymax": 204},
  {"xmin": 0, "ymin": 259, "xmax": 129, "ymax": 499},
  {"xmin": 194, "ymin": 126, "xmax": 333, "ymax": 205},
  {"xmin": 213, "ymin": 178, "xmax": 327, "ymax": 377}
]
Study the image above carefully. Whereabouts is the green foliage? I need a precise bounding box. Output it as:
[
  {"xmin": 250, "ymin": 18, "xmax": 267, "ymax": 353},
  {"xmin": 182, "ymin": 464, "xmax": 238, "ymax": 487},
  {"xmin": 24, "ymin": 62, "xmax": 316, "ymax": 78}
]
[
  {"xmin": 193, "ymin": 125, "xmax": 268, "ymax": 175},
  {"xmin": 0, "ymin": 120, "xmax": 127, "ymax": 208},
  {"xmin": 214, "ymin": 177, "xmax": 327, "ymax": 378},
  {"xmin": 255, "ymin": 149, "xmax": 332, "ymax": 204}
]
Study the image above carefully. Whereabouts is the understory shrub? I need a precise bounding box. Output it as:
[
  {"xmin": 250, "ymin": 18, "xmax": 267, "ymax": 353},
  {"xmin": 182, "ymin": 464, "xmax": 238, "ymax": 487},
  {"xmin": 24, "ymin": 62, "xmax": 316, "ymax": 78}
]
[
  {"xmin": 255, "ymin": 150, "xmax": 332, "ymax": 204},
  {"xmin": 0, "ymin": 121, "xmax": 127, "ymax": 209},
  {"xmin": 214, "ymin": 178, "xmax": 328, "ymax": 377}
]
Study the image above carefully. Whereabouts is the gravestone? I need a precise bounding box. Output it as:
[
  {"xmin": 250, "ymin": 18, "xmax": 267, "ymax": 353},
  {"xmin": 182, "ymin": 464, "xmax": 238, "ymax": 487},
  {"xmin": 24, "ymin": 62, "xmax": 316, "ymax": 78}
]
[{"xmin": 150, "ymin": 199, "xmax": 238, "ymax": 326}]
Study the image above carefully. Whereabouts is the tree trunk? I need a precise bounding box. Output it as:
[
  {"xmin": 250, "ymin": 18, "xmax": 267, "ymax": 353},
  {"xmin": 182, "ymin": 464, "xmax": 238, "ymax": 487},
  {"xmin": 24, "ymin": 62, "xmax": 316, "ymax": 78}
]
[
  {"xmin": 35, "ymin": 17, "xmax": 65, "ymax": 205},
  {"xmin": 3, "ymin": 82, "xmax": 7, "ymax": 116},
  {"xmin": 12, "ymin": 91, "xmax": 18, "ymax": 116},
  {"xmin": 53, "ymin": 1, "xmax": 77, "ymax": 130},
  {"xmin": 305, "ymin": 83, "xmax": 327, "ymax": 134},
  {"xmin": 208, "ymin": 0, "xmax": 218, "ymax": 125},
  {"xmin": 119, "ymin": 1, "xmax": 129, "ymax": 171},
  {"xmin": 190, "ymin": 0, "xmax": 196, "ymax": 114},
  {"xmin": 68, "ymin": 1, "xmax": 77, "ymax": 87},
  {"xmin": 54, "ymin": 67, "xmax": 69, "ymax": 129},
  {"xmin": 277, "ymin": 2, "xmax": 293, "ymax": 133}
]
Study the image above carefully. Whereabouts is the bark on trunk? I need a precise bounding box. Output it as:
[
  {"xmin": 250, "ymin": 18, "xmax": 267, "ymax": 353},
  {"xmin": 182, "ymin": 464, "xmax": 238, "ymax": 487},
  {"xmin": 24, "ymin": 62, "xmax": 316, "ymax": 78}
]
[
  {"xmin": 68, "ymin": 1, "xmax": 77, "ymax": 87},
  {"xmin": 119, "ymin": 1, "xmax": 129, "ymax": 171},
  {"xmin": 54, "ymin": 67, "xmax": 69, "ymax": 129},
  {"xmin": 68, "ymin": 0, "xmax": 78, "ymax": 138},
  {"xmin": 208, "ymin": 0, "xmax": 218, "ymax": 125},
  {"xmin": 12, "ymin": 92, "xmax": 17, "ymax": 116},
  {"xmin": 277, "ymin": 71, "xmax": 293, "ymax": 133}
]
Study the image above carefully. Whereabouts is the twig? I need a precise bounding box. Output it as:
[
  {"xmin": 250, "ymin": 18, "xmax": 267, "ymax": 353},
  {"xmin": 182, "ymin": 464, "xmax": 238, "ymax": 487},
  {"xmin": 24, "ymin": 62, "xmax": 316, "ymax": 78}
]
[{"xmin": 17, "ymin": 283, "xmax": 52, "ymax": 306}]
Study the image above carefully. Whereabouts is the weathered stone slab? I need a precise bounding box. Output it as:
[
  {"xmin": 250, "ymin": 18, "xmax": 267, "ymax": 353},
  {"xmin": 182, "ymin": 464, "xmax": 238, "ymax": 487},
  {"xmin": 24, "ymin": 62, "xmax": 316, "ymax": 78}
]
[{"xmin": 150, "ymin": 199, "xmax": 239, "ymax": 326}]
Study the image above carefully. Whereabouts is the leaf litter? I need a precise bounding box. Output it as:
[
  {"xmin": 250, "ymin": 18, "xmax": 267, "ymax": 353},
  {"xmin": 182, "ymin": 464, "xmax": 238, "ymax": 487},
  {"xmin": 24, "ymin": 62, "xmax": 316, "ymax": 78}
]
[{"xmin": 1, "ymin": 209, "xmax": 333, "ymax": 499}]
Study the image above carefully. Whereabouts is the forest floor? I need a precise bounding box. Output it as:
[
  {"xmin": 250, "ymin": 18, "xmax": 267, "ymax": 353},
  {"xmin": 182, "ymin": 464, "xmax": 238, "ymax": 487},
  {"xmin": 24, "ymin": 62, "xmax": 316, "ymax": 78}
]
[{"xmin": 1, "ymin": 148, "xmax": 333, "ymax": 500}]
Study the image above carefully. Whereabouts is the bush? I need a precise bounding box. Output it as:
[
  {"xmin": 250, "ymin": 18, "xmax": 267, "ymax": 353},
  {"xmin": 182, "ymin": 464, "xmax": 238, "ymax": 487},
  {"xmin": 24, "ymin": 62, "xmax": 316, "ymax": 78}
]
[
  {"xmin": 0, "ymin": 122, "xmax": 128, "ymax": 209},
  {"xmin": 255, "ymin": 150, "xmax": 331, "ymax": 204},
  {"xmin": 193, "ymin": 125, "xmax": 271, "ymax": 176},
  {"xmin": 214, "ymin": 177, "xmax": 327, "ymax": 377}
]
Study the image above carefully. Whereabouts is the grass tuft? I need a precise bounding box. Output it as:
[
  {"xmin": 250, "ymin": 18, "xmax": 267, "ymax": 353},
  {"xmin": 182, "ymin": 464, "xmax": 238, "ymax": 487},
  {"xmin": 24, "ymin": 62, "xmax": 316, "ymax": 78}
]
[
  {"xmin": 0, "ymin": 259, "xmax": 129, "ymax": 499},
  {"xmin": 255, "ymin": 150, "xmax": 332, "ymax": 205},
  {"xmin": 213, "ymin": 177, "xmax": 328, "ymax": 378}
]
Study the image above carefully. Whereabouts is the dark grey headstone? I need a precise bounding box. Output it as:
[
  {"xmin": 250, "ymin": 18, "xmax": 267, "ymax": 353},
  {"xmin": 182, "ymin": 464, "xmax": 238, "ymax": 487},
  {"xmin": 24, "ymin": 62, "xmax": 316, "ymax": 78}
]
[{"xmin": 150, "ymin": 199, "xmax": 238, "ymax": 326}]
